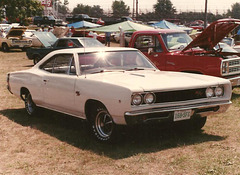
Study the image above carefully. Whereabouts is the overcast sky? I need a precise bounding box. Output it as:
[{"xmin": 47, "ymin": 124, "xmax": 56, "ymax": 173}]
[{"xmin": 67, "ymin": 0, "xmax": 237, "ymax": 14}]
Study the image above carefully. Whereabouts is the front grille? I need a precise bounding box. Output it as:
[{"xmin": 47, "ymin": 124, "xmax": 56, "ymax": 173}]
[
  {"xmin": 222, "ymin": 58, "xmax": 240, "ymax": 75},
  {"xmin": 229, "ymin": 60, "xmax": 240, "ymax": 66},
  {"xmin": 229, "ymin": 66, "xmax": 240, "ymax": 73},
  {"xmin": 154, "ymin": 88, "xmax": 206, "ymax": 103},
  {"xmin": 138, "ymin": 88, "xmax": 207, "ymax": 105}
]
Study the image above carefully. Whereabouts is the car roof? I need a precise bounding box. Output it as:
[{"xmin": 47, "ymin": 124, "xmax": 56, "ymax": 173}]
[
  {"xmin": 49, "ymin": 47, "xmax": 138, "ymax": 55},
  {"xmin": 133, "ymin": 29, "xmax": 186, "ymax": 35}
]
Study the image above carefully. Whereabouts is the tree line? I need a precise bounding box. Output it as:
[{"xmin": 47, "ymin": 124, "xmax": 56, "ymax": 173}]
[{"xmin": 1, "ymin": 0, "xmax": 240, "ymax": 24}]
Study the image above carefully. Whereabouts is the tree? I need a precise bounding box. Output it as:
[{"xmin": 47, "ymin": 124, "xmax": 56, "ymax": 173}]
[
  {"xmin": 153, "ymin": 0, "xmax": 176, "ymax": 19},
  {"xmin": 0, "ymin": 0, "xmax": 43, "ymax": 24},
  {"xmin": 226, "ymin": 3, "xmax": 240, "ymax": 19},
  {"xmin": 56, "ymin": 0, "xmax": 70, "ymax": 15},
  {"xmin": 111, "ymin": 0, "xmax": 130, "ymax": 18},
  {"xmin": 72, "ymin": 4, "xmax": 104, "ymax": 17}
]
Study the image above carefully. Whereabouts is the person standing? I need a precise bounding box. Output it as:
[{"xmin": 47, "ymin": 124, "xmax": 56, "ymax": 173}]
[{"xmin": 105, "ymin": 32, "xmax": 111, "ymax": 47}]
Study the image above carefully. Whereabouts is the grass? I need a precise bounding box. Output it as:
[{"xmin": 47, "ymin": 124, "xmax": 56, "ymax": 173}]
[{"xmin": 0, "ymin": 50, "xmax": 240, "ymax": 174}]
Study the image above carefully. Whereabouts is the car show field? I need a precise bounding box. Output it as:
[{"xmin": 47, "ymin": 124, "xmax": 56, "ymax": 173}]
[{"xmin": 0, "ymin": 50, "xmax": 240, "ymax": 174}]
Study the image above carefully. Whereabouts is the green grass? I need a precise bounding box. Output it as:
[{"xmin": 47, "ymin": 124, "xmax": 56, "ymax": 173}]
[{"xmin": 1, "ymin": 51, "xmax": 240, "ymax": 174}]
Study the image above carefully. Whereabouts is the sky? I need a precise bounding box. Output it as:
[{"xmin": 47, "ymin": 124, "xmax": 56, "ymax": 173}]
[{"xmin": 67, "ymin": 0, "xmax": 238, "ymax": 14}]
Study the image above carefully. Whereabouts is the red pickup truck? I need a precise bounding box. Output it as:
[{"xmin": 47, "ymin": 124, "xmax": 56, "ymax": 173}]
[{"xmin": 129, "ymin": 18, "xmax": 240, "ymax": 87}]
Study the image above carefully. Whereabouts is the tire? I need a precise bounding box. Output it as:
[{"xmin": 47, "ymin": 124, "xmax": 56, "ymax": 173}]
[
  {"xmin": 24, "ymin": 92, "xmax": 37, "ymax": 116},
  {"xmin": 191, "ymin": 116, "xmax": 207, "ymax": 130},
  {"xmin": 90, "ymin": 105, "xmax": 116, "ymax": 142},
  {"xmin": 2, "ymin": 43, "xmax": 9, "ymax": 52},
  {"xmin": 173, "ymin": 115, "xmax": 207, "ymax": 132}
]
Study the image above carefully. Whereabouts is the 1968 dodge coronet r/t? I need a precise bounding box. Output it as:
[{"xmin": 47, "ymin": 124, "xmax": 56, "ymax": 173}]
[{"xmin": 7, "ymin": 47, "xmax": 232, "ymax": 142}]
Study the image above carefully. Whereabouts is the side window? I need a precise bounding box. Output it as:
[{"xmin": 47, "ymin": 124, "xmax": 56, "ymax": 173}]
[
  {"xmin": 56, "ymin": 40, "xmax": 68, "ymax": 47},
  {"xmin": 40, "ymin": 54, "xmax": 76, "ymax": 75},
  {"xmin": 134, "ymin": 35, "xmax": 162, "ymax": 53}
]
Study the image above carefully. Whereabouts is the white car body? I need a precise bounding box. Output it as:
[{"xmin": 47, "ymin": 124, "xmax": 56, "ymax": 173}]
[{"xmin": 7, "ymin": 47, "xmax": 232, "ymax": 142}]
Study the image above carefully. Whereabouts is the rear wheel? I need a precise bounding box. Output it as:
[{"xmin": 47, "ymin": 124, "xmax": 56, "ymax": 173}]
[
  {"xmin": 24, "ymin": 92, "xmax": 37, "ymax": 116},
  {"xmin": 89, "ymin": 104, "xmax": 116, "ymax": 142}
]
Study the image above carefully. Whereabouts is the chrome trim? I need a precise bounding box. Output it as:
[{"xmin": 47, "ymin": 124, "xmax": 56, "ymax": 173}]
[
  {"xmin": 227, "ymin": 75, "xmax": 240, "ymax": 87},
  {"xmin": 125, "ymin": 100, "xmax": 231, "ymax": 116}
]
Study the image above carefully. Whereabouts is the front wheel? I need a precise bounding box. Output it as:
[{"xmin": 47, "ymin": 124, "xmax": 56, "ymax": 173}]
[
  {"xmin": 90, "ymin": 105, "xmax": 116, "ymax": 142},
  {"xmin": 24, "ymin": 92, "xmax": 37, "ymax": 116},
  {"xmin": 2, "ymin": 43, "xmax": 9, "ymax": 52},
  {"xmin": 191, "ymin": 116, "xmax": 207, "ymax": 130}
]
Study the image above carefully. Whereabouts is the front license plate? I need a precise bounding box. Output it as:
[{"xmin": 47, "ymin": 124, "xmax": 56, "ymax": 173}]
[{"xmin": 174, "ymin": 110, "xmax": 192, "ymax": 121}]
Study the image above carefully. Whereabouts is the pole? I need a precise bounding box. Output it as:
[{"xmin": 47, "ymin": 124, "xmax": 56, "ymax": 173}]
[
  {"xmin": 132, "ymin": 0, "xmax": 135, "ymax": 19},
  {"xmin": 136, "ymin": 0, "xmax": 138, "ymax": 20},
  {"xmin": 204, "ymin": 0, "xmax": 208, "ymax": 29}
]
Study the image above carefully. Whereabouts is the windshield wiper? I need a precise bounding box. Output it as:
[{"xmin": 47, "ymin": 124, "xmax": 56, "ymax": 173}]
[
  {"xmin": 126, "ymin": 67, "xmax": 145, "ymax": 71},
  {"xmin": 90, "ymin": 69, "xmax": 124, "ymax": 74}
]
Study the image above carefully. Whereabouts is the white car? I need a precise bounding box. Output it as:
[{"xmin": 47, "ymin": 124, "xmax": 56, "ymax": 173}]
[{"xmin": 7, "ymin": 47, "xmax": 232, "ymax": 142}]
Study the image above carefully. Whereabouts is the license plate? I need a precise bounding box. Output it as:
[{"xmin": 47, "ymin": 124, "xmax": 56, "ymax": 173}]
[{"xmin": 174, "ymin": 109, "xmax": 192, "ymax": 121}]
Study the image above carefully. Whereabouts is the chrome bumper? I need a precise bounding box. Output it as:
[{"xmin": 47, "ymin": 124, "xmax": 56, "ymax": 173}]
[
  {"xmin": 228, "ymin": 76, "xmax": 240, "ymax": 87},
  {"xmin": 124, "ymin": 100, "xmax": 231, "ymax": 124}
]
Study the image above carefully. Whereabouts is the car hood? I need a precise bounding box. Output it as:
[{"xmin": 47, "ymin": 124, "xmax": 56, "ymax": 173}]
[
  {"xmin": 87, "ymin": 70, "xmax": 229, "ymax": 92},
  {"xmin": 6, "ymin": 27, "xmax": 27, "ymax": 39},
  {"xmin": 33, "ymin": 31, "xmax": 58, "ymax": 47},
  {"xmin": 182, "ymin": 18, "xmax": 240, "ymax": 52}
]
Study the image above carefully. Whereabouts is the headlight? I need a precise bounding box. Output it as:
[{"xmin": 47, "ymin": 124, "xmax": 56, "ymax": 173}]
[
  {"xmin": 222, "ymin": 62, "xmax": 228, "ymax": 74},
  {"xmin": 131, "ymin": 93, "xmax": 143, "ymax": 105},
  {"xmin": 144, "ymin": 92, "xmax": 156, "ymax": 104},
  {"xmin": 215, "ymin": 86, "xmax": 224, "ymax": 97},
  {"xmin": 206, "ymin": 87, "xmax": 214, "ymax": 98}
]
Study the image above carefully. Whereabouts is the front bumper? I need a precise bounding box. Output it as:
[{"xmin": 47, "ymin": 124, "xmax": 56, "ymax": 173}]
[
  {"xmin": 124, "ymin": 100, "xmax": 231, "ymax": 125},
  {"xmin": 228, "ymin": 75, "xmax": 240, "ymax": 87}
]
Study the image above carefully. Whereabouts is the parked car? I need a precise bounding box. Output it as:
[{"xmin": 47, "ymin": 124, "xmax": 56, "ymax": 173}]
[
  {"xmin": 7, "ymin": 47, "xmax": 232, "ymax": 142},
  {"xmin": 0, "ymin": 23, "xmax": 10, "ymax": 32},
  {"xmin": 0, "ymin": 26, "xmax": 32, "ymax": 52},
  {"xmin": 33, "ymin": 16, "xmax": 56, "ymax": 27},
  {"xmin": 22, "ymin": 30, "xmax": 43, "ymax": 47},
  {"xmin": 26, "ymin": 34, "xmax": 104, "ymax": 64},
  {"xmin": 129, "ymin": 18, "xmax": 240, "ymax": 87},
  {"xmin": 114, "ymin": 32, "xmax": 133, "ymax": 45},
  {"xmin": 66, "ymin": 14, "xmax": 93, "ymax": 23}
]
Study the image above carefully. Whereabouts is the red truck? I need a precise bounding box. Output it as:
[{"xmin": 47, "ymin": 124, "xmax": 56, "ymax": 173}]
[{"xmin": 129, "ymin": 18, "xmax": 240, "ymax": 87}]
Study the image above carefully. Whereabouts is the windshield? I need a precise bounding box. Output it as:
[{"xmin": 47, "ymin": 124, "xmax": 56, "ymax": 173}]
[
  {"xmin": 79, "ymin": 38, "xmax": 104, "ymax": 47},
  {"xmin": 161, "ymin": 33, "xmax": 192, "ymax": 51},
  {"xmin": 214, "ymin": 43, "xmax": 238, "ymax": 53},
  {"xmin": 78, "ymin": 50, "xmax": 156, "ymax": 74}
]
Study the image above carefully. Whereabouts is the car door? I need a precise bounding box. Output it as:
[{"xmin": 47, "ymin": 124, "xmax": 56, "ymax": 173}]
[
  {"xmin": 133, "ymin": 34, "xmax": 166, "ymax": 70},
  {"xmin": 40, "ymin": 53, "xmax": 78, "ymax": 114}
]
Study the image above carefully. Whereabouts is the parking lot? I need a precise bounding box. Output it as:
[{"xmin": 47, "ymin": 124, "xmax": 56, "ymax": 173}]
[{"xmin": 0, "ymin": 50, "xmax": 240, "ymax": 174}]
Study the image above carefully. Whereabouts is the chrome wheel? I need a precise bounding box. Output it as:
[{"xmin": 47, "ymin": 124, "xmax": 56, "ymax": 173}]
[
  {"xmin": 90, "ymin": 105, "xmax": 116, "ymax": 142},
  {"xmin": 25, "ymin": 93, "xmax": 36, "ymax": 116},
  {"xmin": 95, "ymin": 110, "xmax": 114, "ymax": 138}
]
